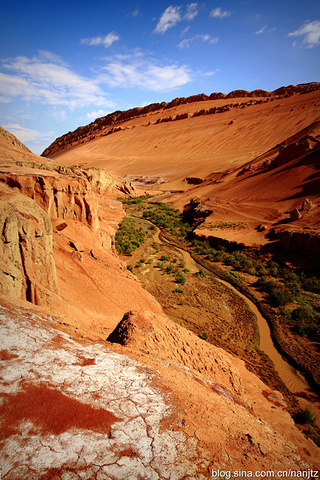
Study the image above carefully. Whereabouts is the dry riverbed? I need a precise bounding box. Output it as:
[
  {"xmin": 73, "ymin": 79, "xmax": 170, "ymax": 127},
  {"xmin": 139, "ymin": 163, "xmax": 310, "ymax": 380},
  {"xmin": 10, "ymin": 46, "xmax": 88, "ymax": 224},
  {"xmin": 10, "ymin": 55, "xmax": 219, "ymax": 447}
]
[{"xmin": 121, "ymin": 218, "xmax": 296, "ymax": 408}]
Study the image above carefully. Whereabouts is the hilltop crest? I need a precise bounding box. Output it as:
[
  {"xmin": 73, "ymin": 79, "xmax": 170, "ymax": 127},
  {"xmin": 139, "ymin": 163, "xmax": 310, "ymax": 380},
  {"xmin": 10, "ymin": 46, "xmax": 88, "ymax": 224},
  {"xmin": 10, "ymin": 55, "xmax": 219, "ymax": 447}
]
[{"xmin": 42, "ymin": 82, "xmax": 320, "ymax": 158}]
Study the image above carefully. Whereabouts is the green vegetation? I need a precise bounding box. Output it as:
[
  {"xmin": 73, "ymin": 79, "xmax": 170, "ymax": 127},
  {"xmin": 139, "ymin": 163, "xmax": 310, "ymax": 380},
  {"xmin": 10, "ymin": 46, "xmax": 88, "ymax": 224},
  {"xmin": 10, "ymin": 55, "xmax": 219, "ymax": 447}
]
[
  {"xmin": 201, "ymin": 331, "xmax": 209, "ymax": 341},
  {"xmin": 301, "ymin": 275, "xmax": 320, "ymax": 293},
  {"xmin": 191, "ymin": 237, "xmax": 320, "ymax": 338},
  {"xmin": 313, "ymin": 435, "xmax": 320, "ymax": 447},
  {"xmin": 142, "ymin": 201, "xmax": 193, "ymax": 236},
  {"xmin": 197, "ymin": 268, "xmax": 206, "ymax": 278},
  {"xmin": 120, "ymin": 195, "xmax": 149, "ymax": 205},
  {"xmin": 115, "ymin": 217, "xmax": 145, "ymax": 255},
  {"xmin": 207, "ymin": 220, "xmax": 247, "ymax": 230},
  {"xmin": 173, "ymin": 287, "xmax": 184, "ymax": 293},
  {"xmin": 295, "ymin": 407, "xmax": 317, "ymax": 426},
  {"xmin": 175, "ymin": 271, "xmax": 186, "ymax": 285},
  {"xmin": 152, "ymin": 242, "xmax": 161, "ymax": 252},
  {"xmin": 292, "ymin": 306, "xmax": 319, "ymax": 335},
  {"xmin": 118, "ymin": 196, "xmax": 320, "ymax": 340}
]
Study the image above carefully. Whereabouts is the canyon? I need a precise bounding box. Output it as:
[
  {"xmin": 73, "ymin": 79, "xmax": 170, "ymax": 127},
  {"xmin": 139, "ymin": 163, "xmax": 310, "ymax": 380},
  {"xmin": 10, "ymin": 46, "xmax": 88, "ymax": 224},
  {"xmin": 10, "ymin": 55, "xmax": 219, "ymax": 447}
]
[{"xmin": 0, "ymin": 83, "xmax": 320, "ymax": 478}]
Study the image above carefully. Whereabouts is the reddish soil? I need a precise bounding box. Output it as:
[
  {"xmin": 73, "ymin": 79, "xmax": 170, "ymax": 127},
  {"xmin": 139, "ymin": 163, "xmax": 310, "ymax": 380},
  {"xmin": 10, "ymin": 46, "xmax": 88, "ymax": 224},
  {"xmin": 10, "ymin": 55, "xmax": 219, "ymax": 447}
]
[
  {"xmin": 0, "ymin": 382, "xmax": 121, "ymax": 440},
  {"xmin": 0, "ymin": 349, "xmax": 19, "ymax": 361}
]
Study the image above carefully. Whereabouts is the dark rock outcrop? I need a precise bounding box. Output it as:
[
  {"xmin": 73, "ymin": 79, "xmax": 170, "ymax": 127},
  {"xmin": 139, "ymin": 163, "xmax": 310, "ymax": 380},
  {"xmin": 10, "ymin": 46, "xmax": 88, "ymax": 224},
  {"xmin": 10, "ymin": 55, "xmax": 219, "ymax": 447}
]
[
  {"xmin": 290, "ymin": 208, "xmax": 302, "ymax": 221},
  {"xmin": 276, "ymin": 230, "xmax": 320, "ymax": 260},
  {"xmin": 275, "ymin": 136, "xmax": 318, "ymax": 167},
  {"xmin": 183, "ymin": 199, "xmax": 213, "ymax": 224},
  {"xmin": 185, "ymin": 177, "xmax": 205, "ymax": 185}
]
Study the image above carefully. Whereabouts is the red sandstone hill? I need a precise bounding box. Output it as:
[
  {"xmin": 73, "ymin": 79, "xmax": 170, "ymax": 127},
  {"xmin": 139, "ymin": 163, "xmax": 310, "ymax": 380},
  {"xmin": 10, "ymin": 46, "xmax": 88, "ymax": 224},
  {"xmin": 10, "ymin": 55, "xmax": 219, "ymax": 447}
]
[
  {"xmin": 1, "ymin": 127, "xmax": 320, "ymax": 476},
  {"xmin": 43, "ymin": 83, "xmax": 320, "ymax": 259}
]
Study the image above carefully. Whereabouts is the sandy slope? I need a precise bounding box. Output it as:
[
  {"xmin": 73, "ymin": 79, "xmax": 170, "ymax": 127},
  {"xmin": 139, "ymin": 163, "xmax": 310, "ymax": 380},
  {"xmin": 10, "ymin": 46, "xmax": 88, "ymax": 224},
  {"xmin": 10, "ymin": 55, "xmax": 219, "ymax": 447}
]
[{"xmin": 49, "ymin": 91, "xmax": 320, "ymax": 181}]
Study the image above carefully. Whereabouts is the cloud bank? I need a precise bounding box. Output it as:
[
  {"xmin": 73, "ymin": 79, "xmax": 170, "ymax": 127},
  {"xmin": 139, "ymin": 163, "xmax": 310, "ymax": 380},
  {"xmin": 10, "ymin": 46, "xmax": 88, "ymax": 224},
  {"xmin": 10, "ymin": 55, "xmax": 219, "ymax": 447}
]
[
  {"xmin": 154, "ymin": 3, "xmax": 199, "ymax": 33},
  {"xmin": 288, "ymin": 20, "xmax": 320, "ymax": 48},
  {"xmin": 81, "ymin": 32, "xmax": 120, "ymax": 48},
  {"xmin": 209, "ymin": 7, "xmax": 231, "ymax": 19},
  {"xmin": 178, "ymin": 34, "xmax": 219, "ymax": 48}
]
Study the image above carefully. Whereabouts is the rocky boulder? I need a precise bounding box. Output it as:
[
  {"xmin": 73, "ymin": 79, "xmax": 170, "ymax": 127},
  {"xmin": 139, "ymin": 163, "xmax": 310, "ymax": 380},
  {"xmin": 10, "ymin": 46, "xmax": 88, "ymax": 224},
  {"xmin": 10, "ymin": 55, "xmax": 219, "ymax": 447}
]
[
  {"xmin": 301, "ymin": 197, "xmax": 313, "ymax": 212},
  {"xmin": 275, "ymin": 136, "xmax": 318, "ymax": 167},
  {"xmin": 290, "ymin": 208, "xmax": 302, "ymax": 221}
]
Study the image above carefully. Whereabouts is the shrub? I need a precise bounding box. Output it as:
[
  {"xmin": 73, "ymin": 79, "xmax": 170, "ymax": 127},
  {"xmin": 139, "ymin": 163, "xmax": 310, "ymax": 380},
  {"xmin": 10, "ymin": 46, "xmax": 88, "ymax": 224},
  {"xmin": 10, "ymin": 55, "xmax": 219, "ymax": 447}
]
[
  {"xmin": 269, "ymin": 285, "xmax": 294, "ymax": 307},
  {"xmin": 295, "ymin": 408, "xmax": 317, "ymax": 426},
  {"xmin": 292, "ymin": 306, "xmax": 319, "ymax": 335},
  {"xmin": 302, "ymin": 276, "xmax": 320, "ymax": 294},
  {"xmin": 258, "ymin": 265, "xmax": 268, "ymax": 277},
  {"xmin": 152, "ymin": 242, "xmax": 161, "ymax": 251},
  {"xmin": 175, "ymin": 271, "xmax": 186, "ymax": 285},
  {"xmin": 313, "ymin": 435, "xmax": 320, "ymax": 447},
  {"xmin": 257, "ymin": 278, "xmax": 294, "ymax": 306},
  {"xmin": 201, "ymin": 331, "xmax": 209, "ymax": 341},
  {"xmin": 160, "ymin": 255, "xmax": 171, "ymax": 262},
  {"xmin": 115, "ymin": 217, "xmax": 145, "ymax": 255},
  {"xmin": 285, "ymin": 281, "xmax": 302, "ymax": 298},
  {"xmin": 173, "ymin": 287, "xmax": 184, "ymax": 293},
  {"xmin": 197, "ymin": 268, "xmax": 206, "ymax": 278}
]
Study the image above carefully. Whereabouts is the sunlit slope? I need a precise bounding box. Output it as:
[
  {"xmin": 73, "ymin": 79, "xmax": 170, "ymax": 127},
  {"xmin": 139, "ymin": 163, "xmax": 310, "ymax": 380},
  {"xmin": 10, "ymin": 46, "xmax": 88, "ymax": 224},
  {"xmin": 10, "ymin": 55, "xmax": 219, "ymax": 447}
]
[{"xmin": 50, "ymin": 90, "xmax": 320, "ymax": 181}]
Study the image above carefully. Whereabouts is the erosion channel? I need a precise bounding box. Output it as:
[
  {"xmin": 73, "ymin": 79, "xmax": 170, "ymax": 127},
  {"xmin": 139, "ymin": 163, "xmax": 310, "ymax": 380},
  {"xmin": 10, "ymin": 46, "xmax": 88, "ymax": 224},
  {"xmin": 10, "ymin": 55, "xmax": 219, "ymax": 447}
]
[{"xmin": 124, "ymin": 215, "xmax": 320, "ymax": 425}]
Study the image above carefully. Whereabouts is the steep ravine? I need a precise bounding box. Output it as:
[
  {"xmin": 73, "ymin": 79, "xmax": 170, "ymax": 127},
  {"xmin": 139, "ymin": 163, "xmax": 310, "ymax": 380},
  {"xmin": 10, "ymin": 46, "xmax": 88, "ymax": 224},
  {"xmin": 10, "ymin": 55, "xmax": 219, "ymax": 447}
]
[{"xmin": 127, "ymin": 216, "xmax": 320, "ymax": 423}]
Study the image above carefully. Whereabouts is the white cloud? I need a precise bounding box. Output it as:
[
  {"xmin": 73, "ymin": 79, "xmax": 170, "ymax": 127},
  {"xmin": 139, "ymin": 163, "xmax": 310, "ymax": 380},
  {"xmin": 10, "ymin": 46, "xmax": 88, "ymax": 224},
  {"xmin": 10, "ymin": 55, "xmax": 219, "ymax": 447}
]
[
  {"xmin": 51, "ymin": 110, "xmax": 67, "ymax": 121},
  {"xmin": 3, "ymin": 123, "xmax": 59, "ymax": 155},
  {"xmin": 0, "ymin": 53, "xmax": 114, "ymax": 109},
  {"xmin": 81, "ymin": 32, "xmax": 120, "ymax": 48},
  {"xmin": 288, "ymin": 20, "xmax": 320, "ymax": 48},
  {"xmin": 4, "ymin": 123, "xmax": 41, "ymax": 142},
  {"xmin": 4, "ymin": 123, "xmax": 55, "ymax": 147},
  {"xmin": 255, "ymin": 25, "xmax": 276, "ymax": 35},
  {"xmin": 132, "ymin": 9, "xmax": 139, "ymax": 17},
  {"xmin": 209, "ymin": 7, "xmax": 231, "ymax": 19},
  {"xmin": 37, "ymin": 50, "xmax": 68, "ymax": 66},
  {"xmin": 154, "ymin": 6, "xmax": 182, "ymax": 33},
  {"xmin": 178, "ymin": 34, "xmax": 219, "ymax": 48},
  {"xmin": 185, "ymin": 3, "xmax": 198, "ymax": 20},
  {"xmin": 255, "ymin": 25, "xmax": 267, "ymax": 35},
  {"xmin": 86, "ymin": 109, "xmax": 111, "ymax": 120},
  {"xmin": 101, "ymin": 53, "xmax": 192, "ymax": 91}
]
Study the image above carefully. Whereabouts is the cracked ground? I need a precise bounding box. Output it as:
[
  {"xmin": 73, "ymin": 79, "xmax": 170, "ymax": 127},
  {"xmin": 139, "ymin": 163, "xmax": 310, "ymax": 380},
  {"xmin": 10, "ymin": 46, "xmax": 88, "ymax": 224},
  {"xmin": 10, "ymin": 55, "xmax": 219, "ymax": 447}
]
[{"xmin": 0, "ymin": 303, "xmax": 211, "ymax": 480}]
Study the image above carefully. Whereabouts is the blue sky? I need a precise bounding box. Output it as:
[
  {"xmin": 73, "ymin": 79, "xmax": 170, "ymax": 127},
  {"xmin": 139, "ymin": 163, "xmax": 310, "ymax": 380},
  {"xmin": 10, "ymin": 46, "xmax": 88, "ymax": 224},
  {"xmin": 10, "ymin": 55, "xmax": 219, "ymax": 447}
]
[{"xmin": 0, "ymin": 0, "xmax": 319, "ymax": 154}]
